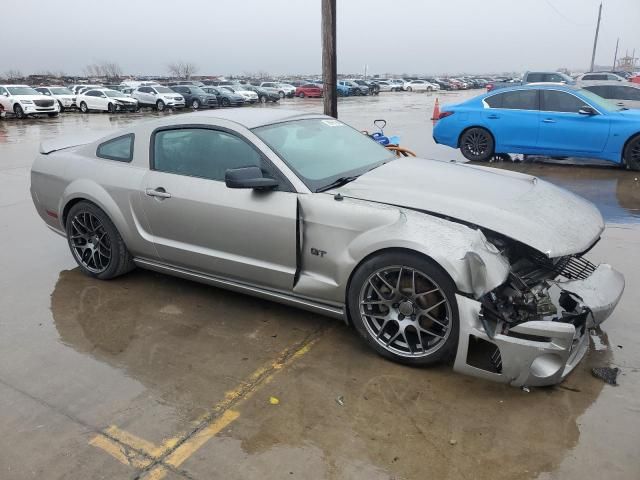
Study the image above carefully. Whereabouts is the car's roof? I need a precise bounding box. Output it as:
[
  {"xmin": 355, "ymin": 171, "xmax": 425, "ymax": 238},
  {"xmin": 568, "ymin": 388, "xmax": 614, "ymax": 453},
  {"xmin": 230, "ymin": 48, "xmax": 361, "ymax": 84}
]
[
  {"xmin": 579, "ymin": 80, "xmax": 639, "ymax": 87},
  {"xmin": 486, "ymin": 84, "xmax": 581, "ymax": 95},
  {"xmin": 150, "ymin": 108, "xmax": 328, "ymax": 129}
]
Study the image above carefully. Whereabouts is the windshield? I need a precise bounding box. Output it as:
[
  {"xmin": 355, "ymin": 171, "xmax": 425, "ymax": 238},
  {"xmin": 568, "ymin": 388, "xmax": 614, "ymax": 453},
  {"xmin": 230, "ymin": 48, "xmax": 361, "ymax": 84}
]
[
  {"xmin": 190, "ymin": 87, "xmax": 206, "ymax": 95},
  {"xmin": 154, "ymin": 86, "xmax": 173, "ymax": 93},
  {"xmin": 7, "ymin": 87, "xmax": 39, "ymax": 95},
  {"xmin": 50, "ymin": 87, "xmax": 73, "ymax": 95},
  {"xmin": 253, "ymin": 118, "xmax": 395, "ymax": 192},
  {"xmin": 104, "ymin": 90, "xmax": 124, "ymax": 98},
  {"xmin": 578, "ymin": 88, "xmax": 619, "ymax": 112}
]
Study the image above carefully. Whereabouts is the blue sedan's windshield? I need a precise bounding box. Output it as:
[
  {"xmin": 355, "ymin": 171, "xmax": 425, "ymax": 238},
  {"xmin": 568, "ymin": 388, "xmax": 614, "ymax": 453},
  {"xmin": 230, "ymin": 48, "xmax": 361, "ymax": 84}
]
[
  {"xmin": 253, "ymin": 118, "xmax": 395, "ymax": 192},
  {"xmin": 578, "ymin": 88, "xmax": 620, "ymax": 112}
]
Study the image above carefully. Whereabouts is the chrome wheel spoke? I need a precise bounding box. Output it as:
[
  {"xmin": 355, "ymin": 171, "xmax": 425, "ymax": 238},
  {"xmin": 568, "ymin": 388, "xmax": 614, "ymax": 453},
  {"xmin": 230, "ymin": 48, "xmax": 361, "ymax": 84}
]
[{"xmin": 359, "ymin": 265, "xmax": 452, "ymax": 358}]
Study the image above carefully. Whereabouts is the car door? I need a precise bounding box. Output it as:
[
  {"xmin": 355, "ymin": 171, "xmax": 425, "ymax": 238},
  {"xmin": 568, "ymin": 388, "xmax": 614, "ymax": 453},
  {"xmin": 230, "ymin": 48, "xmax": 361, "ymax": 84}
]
[
  {"xmin": 482, "ymin": 89, "xmax": 540, "ymax": 151},
  {"xmin": 610, "ymin": 85, "xmax": 640, "ymax": 109},
  {"xmin": 139, "ymin": 126, "xmax": 298, "ymax": 291},
  {"xmin": 538, "ymin": 89, "xmax": 610, "ymax": 155}
]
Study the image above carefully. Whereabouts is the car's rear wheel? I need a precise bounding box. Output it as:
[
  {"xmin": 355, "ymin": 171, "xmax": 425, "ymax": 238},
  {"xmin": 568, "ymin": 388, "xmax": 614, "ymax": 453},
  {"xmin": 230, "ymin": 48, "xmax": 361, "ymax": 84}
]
[
  {"xmin": 299, "ymin": 91, "xmax": 305, "ymax": 98},
  {"xmin": 260, "ymin": 95, "xmax": 267, "ymax": 104},
  {"xmin": 156, "ymin": 100, "xmax": 165, "ymax": 111},
  {"xmin": 65, "ymin": 201, "xmax": 135, "ymax": 280},
  {"xmin": 348, "ymin": 251, "xmax": 459, "ymax": 366},
  {"xmin": 80, "ymin": 102, "xmax": 88, "ymax": 113},
  {"xmin": 13, "ymin": 104, "xmax": 25, "ymax": 119},
  {"xmin": 623, "ymin": 135, "xmax": 640, "ymax": 171},
  {"xmin": 222, "ymin": 97, "xmax": 230, "ymax": 107},
  {"xmin": 459, "ymin": 127, "xmax": 495, "ymax": 162},
  {"xmin": 278, "ymin": 91, "xmax": 285, "ymax": 99}
]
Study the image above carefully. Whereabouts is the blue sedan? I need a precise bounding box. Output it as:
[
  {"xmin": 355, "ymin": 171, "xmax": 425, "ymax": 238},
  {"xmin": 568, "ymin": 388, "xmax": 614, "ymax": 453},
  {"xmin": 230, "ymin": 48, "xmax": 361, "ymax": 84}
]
[{"xmin": 433, "ymin": 85, "xmax": 640, "ymax": 170}]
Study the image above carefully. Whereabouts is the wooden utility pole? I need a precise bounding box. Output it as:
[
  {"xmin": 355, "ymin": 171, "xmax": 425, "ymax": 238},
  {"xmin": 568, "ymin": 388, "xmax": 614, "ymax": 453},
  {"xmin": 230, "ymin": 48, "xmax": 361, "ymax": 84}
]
[
  {"xmin": 589, "ymin": 2, "xmax": 602, "ymax": 72},
  {"xmin": 322, "ymin": 0, "xmax": 337, "ymax": 118},
  {"xmin": 612, "ymin": 37, "xmax": 619, "ymax": 70}
]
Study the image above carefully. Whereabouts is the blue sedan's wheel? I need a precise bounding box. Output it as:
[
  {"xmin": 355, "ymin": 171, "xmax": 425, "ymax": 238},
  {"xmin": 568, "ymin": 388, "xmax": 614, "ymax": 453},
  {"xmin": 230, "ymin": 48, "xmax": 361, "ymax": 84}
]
[
  {"xmin": 460, "ymin": 127, "xmax": 494, "ymax": 162},
  {"xmin": 624, "ymin": 135, "xmax": 640, "ymax": 171}
]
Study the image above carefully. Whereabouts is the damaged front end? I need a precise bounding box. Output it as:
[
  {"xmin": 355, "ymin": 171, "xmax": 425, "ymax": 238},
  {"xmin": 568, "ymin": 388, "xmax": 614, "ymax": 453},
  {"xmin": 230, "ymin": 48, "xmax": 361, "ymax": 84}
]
[{"xmin": 455, "ymin": 235, "xmax": 625, "ymax": 387}]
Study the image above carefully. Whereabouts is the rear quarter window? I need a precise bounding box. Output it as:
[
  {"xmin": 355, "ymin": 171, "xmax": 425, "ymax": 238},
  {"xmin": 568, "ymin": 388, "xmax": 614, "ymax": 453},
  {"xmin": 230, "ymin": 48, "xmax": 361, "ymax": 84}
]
[{"xmin": 96, "ymin": 134, "xmax": 134, "ymax": 162}]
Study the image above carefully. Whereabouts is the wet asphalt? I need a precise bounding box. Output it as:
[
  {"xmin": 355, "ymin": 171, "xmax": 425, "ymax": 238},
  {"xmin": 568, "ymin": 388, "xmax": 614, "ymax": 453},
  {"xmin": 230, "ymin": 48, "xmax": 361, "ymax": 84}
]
[{"xmin": 0, "ymin": 91, "xmax": 639, "ymax": 479}]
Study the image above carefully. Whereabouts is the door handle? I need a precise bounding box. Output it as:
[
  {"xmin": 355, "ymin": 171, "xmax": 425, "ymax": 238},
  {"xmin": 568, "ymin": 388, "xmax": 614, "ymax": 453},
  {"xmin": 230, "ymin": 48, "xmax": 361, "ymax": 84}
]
[
  {"xmin": 542, "ymin": 118, "xmax": 556, "ymax": 123},
  {"xmin": 145, "ymin": 187, "xmax": 172, "ymax": 199},
  {"xmin": 487, "ymin": 114, "xmax": 499, "ymax": 119}
]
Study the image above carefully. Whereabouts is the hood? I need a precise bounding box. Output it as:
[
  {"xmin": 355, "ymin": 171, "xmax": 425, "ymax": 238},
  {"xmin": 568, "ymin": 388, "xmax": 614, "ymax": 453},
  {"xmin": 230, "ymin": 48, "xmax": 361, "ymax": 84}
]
[
  {"xmin": 13, "ymin": 94, "xmax": 52, "ymax": 101},
  {"xmin": 334, "ymin": 158, "xmax": 604, "ymax": 258}
]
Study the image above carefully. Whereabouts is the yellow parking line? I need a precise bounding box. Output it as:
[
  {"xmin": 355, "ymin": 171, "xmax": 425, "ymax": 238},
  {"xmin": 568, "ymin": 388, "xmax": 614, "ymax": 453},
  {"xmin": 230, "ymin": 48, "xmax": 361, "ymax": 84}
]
[
  {"xmin": 104, "ymin": 425, "xmax": 165, "ymax": 458},
  {"xmin": 89, "ymin": 435, "xmax": 152, "ymax": 469},
  {"xmin": 92, "ymin": 331, "xmax": 324, "ymax": 478},
  {"xmin": 165, "ymin": 410, "xmax": 240, "ymax": 468}
]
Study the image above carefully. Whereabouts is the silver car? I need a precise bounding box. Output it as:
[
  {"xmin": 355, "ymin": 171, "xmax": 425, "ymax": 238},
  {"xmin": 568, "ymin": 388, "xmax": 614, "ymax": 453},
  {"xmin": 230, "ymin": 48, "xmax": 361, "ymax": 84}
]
[
  {"xmin": 30, "ymin": 109, "xmax": 624, "ymax": 387},
  {"xmin": 580, "ymin": 81, "xmax": 640, "ymax": 110}
]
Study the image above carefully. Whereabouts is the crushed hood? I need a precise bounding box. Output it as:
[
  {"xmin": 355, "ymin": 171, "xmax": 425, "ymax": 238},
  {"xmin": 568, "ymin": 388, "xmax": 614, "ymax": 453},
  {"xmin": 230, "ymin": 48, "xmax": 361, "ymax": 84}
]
[{"xmin": 334, "ymin": 158, "xmax": 604, "ymax": 258}]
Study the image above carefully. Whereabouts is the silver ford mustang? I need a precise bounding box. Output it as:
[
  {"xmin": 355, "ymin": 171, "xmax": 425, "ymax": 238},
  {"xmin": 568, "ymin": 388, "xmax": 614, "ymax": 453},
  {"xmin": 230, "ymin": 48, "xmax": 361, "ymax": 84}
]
[{"xmin": 31, "ymin": 109, "xmax": 625, "ymax": 387}]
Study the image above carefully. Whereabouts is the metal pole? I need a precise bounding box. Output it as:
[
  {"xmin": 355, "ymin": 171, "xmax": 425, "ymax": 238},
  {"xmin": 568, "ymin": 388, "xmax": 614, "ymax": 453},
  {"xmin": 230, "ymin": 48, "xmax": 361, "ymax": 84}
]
[
  {"xmin": 589, "ymin": 2, "xmax": 602, "ymax": 72},
  {"xmin": 322, "ymin": 0, "xmax": 337, "ymax": 118},
  {"xmin": 612, "ymin": 38, "xmax": 619, "ymax": 71}
]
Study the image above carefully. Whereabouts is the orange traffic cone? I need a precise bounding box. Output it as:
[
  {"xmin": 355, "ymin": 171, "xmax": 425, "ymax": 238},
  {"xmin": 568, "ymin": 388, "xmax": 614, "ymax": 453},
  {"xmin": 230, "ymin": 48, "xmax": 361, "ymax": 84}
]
[{"xmin": 431, "ymin": 98, "xmax": 441, "ymax": 121}]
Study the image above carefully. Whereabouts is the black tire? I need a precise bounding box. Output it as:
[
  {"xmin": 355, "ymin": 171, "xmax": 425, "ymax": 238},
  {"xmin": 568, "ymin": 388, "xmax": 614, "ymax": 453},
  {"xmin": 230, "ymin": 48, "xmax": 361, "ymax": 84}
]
[
  {"xmin": 299, "ymin": 91, "xmax": 305, "ymax": 98},
  {"xmin": 107, "ymin": 103, "xmax": 116, "ymax": 114},
  {"xmin": 221, "ymin": 97, "xmax": 230, "ymax": 107},
  {"xmin": 156, "ymin": 100, "xmax": 165, "ymax": 112},
  {"xmin": 58, "ymin": 101, "xmax": 65, "ymax": 112},
  {"xmin": 65, "ymin": 201, "xmax": 135, "ymax": 280},
  {"xmin": 278, "ymin": 91, "xmax": 285, "ymax": 99},
  {"xmin": 623, "ymin": 135, "xmax": 640, "ymax": 171},
  {"xmin": 80, "ymin": 102, "xmax": 89, "ymax": 113},
  {"xmin": 459, "ymin": 127, "xmax": 495, "ymax": 162},
  {"xmin": 407, "ymin": 87, "xmax": 413, "ymax": 92},
  {"xmin": 348, "ymin": 251, "xmax": 459, "ymax": 367},
  {"xmin": 191, "ymin": 99, "xmax": 200, "ymax": 109},
  {"xmin": 48, "ymin": 112, "xmax": 59, "ymax": 117},
  {"xmin": 13, "ymin": 104, "xmax": 25, "ymax": 119},
  {"xmin": 260, "ymin": 95, "xmax": 267, "ymax": 104}
]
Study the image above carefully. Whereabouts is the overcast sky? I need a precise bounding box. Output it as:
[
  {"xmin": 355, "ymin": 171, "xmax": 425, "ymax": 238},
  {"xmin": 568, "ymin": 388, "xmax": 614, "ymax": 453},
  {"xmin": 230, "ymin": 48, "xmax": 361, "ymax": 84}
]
[{"xmin": 3, "ymin": 0, "xmax": 639, "ymax": 76}]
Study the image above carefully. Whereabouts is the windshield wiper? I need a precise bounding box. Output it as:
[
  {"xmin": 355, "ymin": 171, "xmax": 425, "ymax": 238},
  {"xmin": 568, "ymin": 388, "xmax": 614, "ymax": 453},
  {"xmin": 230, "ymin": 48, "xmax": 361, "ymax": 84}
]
[{"xmin": 316, "ymin": 175, "xmax": 359, "ymax": 192}]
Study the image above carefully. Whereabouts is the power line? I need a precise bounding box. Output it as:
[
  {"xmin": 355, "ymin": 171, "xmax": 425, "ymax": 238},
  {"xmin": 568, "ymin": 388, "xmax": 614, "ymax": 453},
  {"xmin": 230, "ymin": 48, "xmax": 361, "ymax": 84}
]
[{"xmin": 543, "ymin": 0, "xmax": 591, "ymax": 27}]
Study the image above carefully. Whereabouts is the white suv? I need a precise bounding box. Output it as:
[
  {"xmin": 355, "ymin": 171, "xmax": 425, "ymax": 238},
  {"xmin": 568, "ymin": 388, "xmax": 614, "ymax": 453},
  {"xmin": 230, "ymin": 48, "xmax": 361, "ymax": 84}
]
[
  {"xmin": 259, "ymin": 82, "xmax": 295, "ymax": 98},
  {"xmin": 0, "ymin": 85, "xmax": 60, "ymax": 118},
  {"xmin": 35, "ymin": 86, "xmax": 77, "ymax": 111},
  {"xmin": 132, "ymin": 85, "xmax": 185, "ymax": 111}
]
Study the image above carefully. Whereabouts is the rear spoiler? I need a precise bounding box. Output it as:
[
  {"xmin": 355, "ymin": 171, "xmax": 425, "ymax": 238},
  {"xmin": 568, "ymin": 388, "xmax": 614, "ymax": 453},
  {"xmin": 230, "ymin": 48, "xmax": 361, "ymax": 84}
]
[{"xmin": 39, "ymin": 131, "xmax": 110, "ymax": 155}]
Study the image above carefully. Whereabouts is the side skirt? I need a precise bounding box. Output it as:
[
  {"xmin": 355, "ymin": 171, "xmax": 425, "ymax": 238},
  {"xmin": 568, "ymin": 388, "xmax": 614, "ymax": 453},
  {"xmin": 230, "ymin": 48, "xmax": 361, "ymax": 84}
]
[{"xmin": 134, "ymin": 257, "xmax": 346, "ymax": 320}]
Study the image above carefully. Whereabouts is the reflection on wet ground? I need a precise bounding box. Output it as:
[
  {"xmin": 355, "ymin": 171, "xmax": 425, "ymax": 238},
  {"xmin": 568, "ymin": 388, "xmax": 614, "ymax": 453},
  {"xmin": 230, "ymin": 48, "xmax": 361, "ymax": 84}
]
[{"xmin": 1, "ymin": 92, "xmax": 639, "ymax": 479}]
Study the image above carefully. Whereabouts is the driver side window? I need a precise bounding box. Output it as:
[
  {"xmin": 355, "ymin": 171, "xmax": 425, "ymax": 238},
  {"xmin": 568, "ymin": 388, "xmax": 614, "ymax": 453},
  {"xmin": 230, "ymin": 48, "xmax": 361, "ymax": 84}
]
[{"xmin": 153, "ymin": 128, "xmax": 265, "ymax": 183}]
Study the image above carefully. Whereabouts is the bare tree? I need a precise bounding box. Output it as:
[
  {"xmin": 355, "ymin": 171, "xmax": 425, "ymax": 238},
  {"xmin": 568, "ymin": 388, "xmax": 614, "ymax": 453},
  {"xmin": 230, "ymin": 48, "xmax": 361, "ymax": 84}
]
[
  {"xmin": 5, "ymin": 69, "xmax": 23, "ymax": 82},
  {"xmin": 167, "ymin": 61, "xmax": 199, "ymax": 80},
  {"xmin": 84, "ymin": 61, "xmax": 122, "ymax": 80}
]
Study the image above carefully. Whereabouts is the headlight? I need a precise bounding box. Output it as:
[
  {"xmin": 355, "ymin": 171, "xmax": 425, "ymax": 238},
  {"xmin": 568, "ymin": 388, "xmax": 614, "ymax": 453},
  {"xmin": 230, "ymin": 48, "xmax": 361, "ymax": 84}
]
[{"xmin": 20, "ymin": 100, "xmax": 34, "ymax": 104}]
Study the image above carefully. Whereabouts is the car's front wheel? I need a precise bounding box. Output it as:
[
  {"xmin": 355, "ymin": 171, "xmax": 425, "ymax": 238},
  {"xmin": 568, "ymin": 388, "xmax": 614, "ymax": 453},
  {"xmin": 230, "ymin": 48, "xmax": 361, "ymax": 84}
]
[
  {"xmin": 13, "ymin": 104, "xmax": 25, "ymax": 119},
  {"xmin": 191, "ymin": 99, "xmax": 200, "ymax": 109},
  {"xmin": 348, "ymin": 251, "xmax": 459, "ymax": 366},
  {"xmin": 623, "ymin": 135, "xmax": 640, "ymax": 171},
  {"xmin": 459, "ymin": 127, "xmax": 495, "ymax": 162},
  {"xmin": 278, "ymin": 91, "xmax": 285, "ymax": 99},
  {"xmin": 156, "ymin": 100, "xmax": 165, "ymax": 111},
  {"xmin": 65, "ymin": 201, "xmax": 135, "ymax": 280}
]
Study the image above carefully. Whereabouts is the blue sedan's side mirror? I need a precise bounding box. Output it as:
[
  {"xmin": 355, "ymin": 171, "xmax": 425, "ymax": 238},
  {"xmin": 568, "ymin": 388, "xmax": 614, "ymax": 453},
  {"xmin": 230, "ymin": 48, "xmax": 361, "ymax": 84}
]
[{"xmin": 578, "ymin": 106, "xmax": 597, "ymax": 115}]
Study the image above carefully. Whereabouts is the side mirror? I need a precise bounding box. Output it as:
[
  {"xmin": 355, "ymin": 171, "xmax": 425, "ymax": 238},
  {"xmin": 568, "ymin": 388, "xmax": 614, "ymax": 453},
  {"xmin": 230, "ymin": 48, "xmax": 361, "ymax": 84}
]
[
  {"xmin": 2, "ymin": 92, "xmax": 8, "ymax": 97},
  {"xmin": 578, "ymin": 106, "xmax": 597, "ymax": 115},
  {"xmin": 225, "ymin": 166, "xmax": 278, "ymax": 190}
]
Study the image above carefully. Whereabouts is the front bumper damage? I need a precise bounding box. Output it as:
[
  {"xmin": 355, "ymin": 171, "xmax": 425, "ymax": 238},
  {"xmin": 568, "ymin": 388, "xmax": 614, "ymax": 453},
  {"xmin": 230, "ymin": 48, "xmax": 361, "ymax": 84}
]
[{"xmin": 454, "ymin": 264, "xmax": 624, "ymax": 387}]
